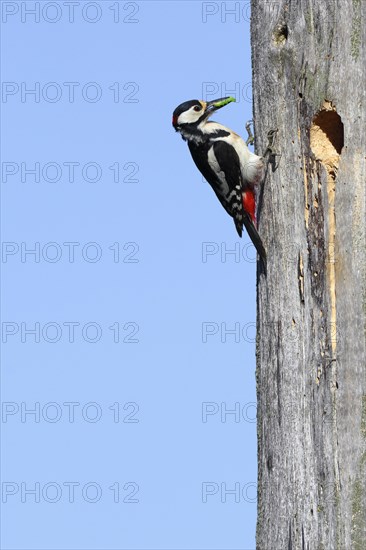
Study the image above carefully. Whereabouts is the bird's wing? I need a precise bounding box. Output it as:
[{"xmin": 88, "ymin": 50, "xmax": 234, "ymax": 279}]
[
  {"xmin": 188, "ymin": 140, "xmax": 233, "ymax": 217},
  {"xmin": 212, "ymin": 140, "xmax": 267, "ymax": 266},
  {"xmin": 188, "ymin": 139, "xmax": 266, "ymax": 266},
  {"xmin": 211, "ymin": 140, "xmax": 244, "ymax": 221}
]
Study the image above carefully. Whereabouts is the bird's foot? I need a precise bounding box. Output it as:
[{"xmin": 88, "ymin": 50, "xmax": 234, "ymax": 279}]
[
  {"xmin": 263, "ymin": 128, "xmax": 280, "ymax": 158},
  {"xmin": 245, "ymin": 119, "xmax": 255, "ymax": 146}
]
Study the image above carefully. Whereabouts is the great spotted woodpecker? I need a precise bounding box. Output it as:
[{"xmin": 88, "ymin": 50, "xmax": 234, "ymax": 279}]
[{"xmin": 172, "ymin": 96, "xmax": 266, "ymax": 266}]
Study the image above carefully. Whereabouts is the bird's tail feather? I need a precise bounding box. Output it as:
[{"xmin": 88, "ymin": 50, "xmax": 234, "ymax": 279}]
[{"xmin": 242, "ymin": 215, "xmax": 267, "ymax": 272}]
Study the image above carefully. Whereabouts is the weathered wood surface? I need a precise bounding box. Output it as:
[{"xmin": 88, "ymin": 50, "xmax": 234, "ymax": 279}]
[{"xmin": 251, "ymin": 1, "xmax": 365, "ymax": 548}]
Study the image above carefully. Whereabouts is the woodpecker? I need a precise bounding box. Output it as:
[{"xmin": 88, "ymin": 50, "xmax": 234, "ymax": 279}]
[{"xmin": 172, "ymin": 96, "xmax": 266, "ymax": 266}]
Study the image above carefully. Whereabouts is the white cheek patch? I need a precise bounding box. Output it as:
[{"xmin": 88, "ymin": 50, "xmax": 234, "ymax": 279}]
[{"xmin": 177, "ymin": 107, "xmax": 203, "ymax": 125}]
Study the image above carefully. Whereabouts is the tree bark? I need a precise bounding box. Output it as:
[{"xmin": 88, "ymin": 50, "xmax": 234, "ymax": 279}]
[{"xmin": 251, "ymin": 1, "xmax": 366, "ymax": 548}]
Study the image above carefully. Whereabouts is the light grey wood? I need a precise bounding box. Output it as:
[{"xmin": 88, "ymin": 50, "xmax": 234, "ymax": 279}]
[{"xmin": 251, "ymin": 1, "xmax": 366, "ymax": 548}]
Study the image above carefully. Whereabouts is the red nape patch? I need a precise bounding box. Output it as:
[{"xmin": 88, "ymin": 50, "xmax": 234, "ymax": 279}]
[
  {"xmin": 172, "ymin": 115, "xmax": 178, "ymax": 127},
  {"xmin": 243, "ymin": 190, "xmax": 256, "ymax": 224}
]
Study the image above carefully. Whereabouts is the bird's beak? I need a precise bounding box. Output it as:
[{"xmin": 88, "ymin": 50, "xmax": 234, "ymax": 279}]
[{"xmin": 205, "ymin": 96, "xmax": 236, "ymax": 115}]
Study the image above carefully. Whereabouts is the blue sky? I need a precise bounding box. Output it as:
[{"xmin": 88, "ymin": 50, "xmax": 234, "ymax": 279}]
[{"xmin": 1, "ymin": 1, "xmax": 258, "ymax": 548}]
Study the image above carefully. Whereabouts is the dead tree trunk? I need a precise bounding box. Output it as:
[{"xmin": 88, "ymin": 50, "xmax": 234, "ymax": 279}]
[{"xmin": 251, "ymin": 1, "xmax": 365, "ymax": 548}]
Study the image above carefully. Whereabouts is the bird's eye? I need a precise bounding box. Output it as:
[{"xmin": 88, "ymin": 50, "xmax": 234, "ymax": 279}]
[{"xmin": 193, "ymin": 105, "xmax": 201, "ymax": 112}]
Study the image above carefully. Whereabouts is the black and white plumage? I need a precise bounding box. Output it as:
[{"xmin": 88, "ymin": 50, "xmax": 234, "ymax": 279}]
[{"xmin": 172, "ymin": 97, "xmax": 266, "ymax": 265}]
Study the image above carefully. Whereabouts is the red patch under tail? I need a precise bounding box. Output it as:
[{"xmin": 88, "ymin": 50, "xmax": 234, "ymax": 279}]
[{"xmin": 242, "ymin": 190, "xmax": 256, "ymax": 225}]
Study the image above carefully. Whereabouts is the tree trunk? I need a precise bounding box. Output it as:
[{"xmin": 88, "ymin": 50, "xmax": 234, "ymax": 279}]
[{"xmin": 251, "ymin": 1, "xmax": 366, "ymax": 548}]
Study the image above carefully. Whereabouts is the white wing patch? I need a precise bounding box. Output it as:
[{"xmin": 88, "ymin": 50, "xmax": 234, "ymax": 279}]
[{"xmin": 207, "ymin": 146, "xmax": 229, "ymax": 196}]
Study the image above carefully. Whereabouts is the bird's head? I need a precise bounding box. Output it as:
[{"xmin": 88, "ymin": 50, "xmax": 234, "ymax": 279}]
[{"xmin": 172, "ymin": 97, "xmax": 235, "ymax": 131}]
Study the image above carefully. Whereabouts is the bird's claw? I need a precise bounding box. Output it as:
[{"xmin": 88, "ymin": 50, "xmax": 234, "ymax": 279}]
[
  {"xmin": 245, "ymin": 119, "xmax": 255, "ymax": 146},
  {"xmin": 263, "ymin": 128, "xmax": 280, "ymax": 158}
]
